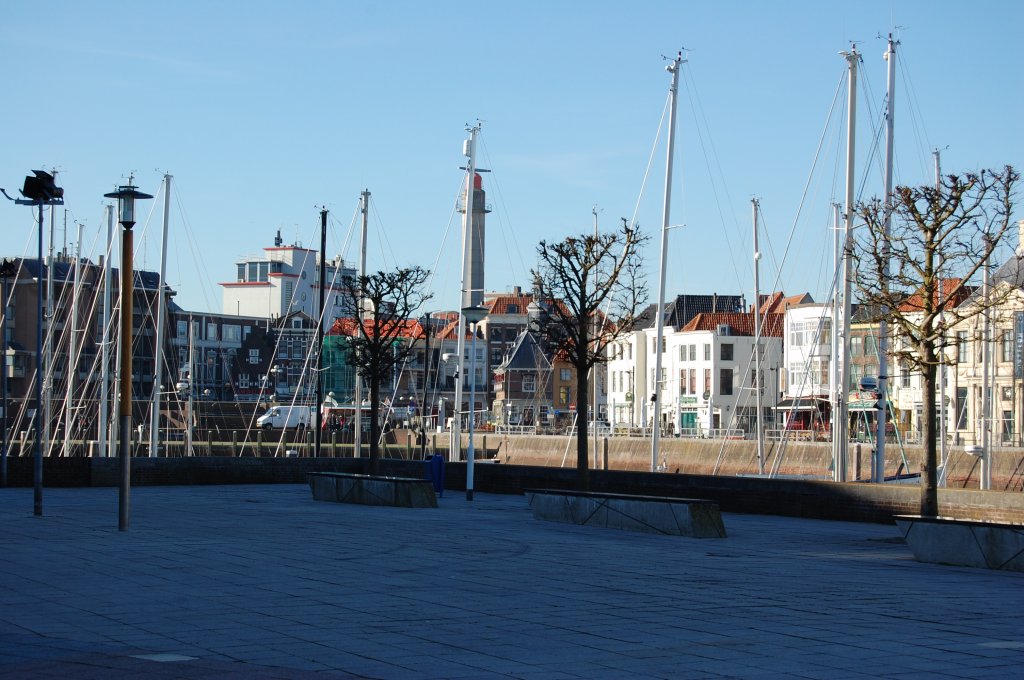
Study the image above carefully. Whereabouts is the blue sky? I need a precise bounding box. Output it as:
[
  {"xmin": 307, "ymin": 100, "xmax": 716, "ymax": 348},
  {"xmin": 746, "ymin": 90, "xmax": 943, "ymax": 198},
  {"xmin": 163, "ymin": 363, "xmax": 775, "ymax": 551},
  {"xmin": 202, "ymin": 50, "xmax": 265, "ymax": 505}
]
[{"xmin": 2, "ymin": 1, "xmax": 1021, "ymax": 316}]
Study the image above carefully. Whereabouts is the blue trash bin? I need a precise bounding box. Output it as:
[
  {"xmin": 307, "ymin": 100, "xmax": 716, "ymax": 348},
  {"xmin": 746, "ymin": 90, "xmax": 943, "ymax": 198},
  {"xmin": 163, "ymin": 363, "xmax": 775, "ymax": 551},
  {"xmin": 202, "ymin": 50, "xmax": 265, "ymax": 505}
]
[{"xmin": 425, "ymin": 453, "xmax": 445, "ymax": 496}]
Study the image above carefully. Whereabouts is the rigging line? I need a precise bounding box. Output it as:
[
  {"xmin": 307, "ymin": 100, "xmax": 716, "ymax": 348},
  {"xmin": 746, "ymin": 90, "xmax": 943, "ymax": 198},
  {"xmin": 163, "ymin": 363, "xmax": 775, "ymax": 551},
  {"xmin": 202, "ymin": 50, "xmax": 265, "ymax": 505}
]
[
  {"xmin": 626, "ymin": 90, "xmax": 671, "ymax": 233},
  {"xmin": 171, "ymin": 182, "xmax": 219, "ymax": 314},
  {"xmin": 897, "ymin": 45, "xmax": 934, "ymax": 180},
  {"xmin": 478, "ymin": 136, "xmax": 530, "ymax": 290},
  {"xmin": 367, "ymin": 194, "xmax": 399, "ymax": 274},
  {"xmin": 682, "ymin": 66, "xmax": 746, "ymax": 292},
  {"xmin": 423, "ymin": 180, "xmax": 463, "ymax": 301},
  {"xmin": 777, "ymin": 70, "xmax": 846, "ymax": 299}
]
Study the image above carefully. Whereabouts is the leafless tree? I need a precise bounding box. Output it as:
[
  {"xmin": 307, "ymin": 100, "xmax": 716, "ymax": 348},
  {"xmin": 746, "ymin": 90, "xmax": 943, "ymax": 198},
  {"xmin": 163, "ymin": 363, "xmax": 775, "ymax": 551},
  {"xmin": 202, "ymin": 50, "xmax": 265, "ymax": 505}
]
[
  {"xmin": 854, "ymin": 165, "xmax": 1018, "ymax": 516},
  {"xmin": 335, "ymin": 266, "xmax": 431, "ymax": 474},
  {"xmin": 531, "ymin": 220, "xmax": 648, "ymax": 490}
]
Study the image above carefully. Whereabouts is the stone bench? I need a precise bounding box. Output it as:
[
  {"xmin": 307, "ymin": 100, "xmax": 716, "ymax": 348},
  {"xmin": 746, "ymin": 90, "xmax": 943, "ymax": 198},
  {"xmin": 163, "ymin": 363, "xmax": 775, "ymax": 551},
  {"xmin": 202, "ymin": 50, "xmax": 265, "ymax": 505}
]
[
  {"xmin": 895, "ymin": 515, "xmax": 1024, "ymax": 572},
  {"xmin": 525, "ymin": 489, "xmax": 726, "ymax": 538},
  {"xmin": 308, "ymin": 472, "xmax": 437, "ymax": 508}
]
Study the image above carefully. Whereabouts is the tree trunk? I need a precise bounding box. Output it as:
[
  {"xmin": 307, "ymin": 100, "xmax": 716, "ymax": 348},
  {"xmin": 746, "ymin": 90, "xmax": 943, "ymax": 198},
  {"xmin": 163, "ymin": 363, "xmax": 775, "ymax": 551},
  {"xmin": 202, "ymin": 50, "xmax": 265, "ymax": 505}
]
[
  {"xmin": 576, "ymin": 362, "xmax": 590, "ymax": 491},
  {"xmin": 919, "ymin": 359, "xmax": 939, "ymax": 517},
  {"xmin": 369, "ymin": 378, "xmax": 381, "ymax": 476}
]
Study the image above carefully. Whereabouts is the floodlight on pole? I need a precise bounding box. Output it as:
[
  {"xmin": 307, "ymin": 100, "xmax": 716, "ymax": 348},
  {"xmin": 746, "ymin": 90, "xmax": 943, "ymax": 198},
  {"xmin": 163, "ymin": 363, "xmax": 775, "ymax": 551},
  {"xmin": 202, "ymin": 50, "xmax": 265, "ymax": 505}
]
[
  {"xmin": 2, "ymin": 170, "xmax": 63, "ymax": 517},
  {"xmin": 104, "ymin": 180, "xmax": 153, "ymax": 531}
]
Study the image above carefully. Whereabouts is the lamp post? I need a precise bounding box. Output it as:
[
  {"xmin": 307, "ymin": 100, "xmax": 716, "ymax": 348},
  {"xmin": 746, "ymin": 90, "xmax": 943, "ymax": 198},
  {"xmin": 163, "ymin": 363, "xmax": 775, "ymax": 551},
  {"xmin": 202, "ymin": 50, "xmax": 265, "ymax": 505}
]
[
  {"xmin": 105, "ymin": 180, "xmax": 153, "ymax": 531},
  {"xmin": 2, "ymin": 171, "xmax": 63, "ymax": 515},
  {"xmin": 462, "ymin": 305, "xmax": 486, "ymax": 501}
]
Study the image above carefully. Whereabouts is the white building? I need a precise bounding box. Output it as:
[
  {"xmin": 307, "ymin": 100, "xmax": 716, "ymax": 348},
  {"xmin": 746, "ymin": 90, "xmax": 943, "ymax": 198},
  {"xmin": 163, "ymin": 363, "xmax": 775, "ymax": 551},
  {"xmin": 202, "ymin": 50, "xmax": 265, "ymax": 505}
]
[
  {"xmin": 221, "ymin": 230, "xmax": 355, "ymax": 325},
  {"xmin": 607, "ymin": 330, "xmax": 645, "ymax": 429}
]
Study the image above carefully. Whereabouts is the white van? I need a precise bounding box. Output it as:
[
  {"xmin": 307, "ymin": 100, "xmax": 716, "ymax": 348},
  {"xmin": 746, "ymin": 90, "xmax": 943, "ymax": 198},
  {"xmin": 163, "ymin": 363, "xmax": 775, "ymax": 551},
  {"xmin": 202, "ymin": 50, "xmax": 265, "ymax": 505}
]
[{"xmin": 257, "ymin": 405, "xmax": 314, "ymax": 430}]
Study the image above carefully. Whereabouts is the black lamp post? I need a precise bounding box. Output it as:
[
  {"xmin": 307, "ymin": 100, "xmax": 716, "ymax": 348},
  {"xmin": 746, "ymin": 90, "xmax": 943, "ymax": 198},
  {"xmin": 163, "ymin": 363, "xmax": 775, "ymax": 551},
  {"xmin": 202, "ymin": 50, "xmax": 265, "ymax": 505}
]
[
  {"xmin": 2, "ymin": 170, "xmax": 63, "ymax": 515},
  {"xmin": 0, "ymin": 258, "xmax": 17, "ymax": 488},
  {"xmin": 104, "ymin": 180, "xmax": 153, "ymax": 531}
]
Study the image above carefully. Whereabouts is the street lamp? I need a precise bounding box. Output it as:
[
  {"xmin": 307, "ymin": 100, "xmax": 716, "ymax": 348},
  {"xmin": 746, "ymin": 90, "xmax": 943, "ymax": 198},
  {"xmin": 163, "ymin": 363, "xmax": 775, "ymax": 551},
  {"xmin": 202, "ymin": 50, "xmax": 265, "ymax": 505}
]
[
  {"xmin": 462, "ymin": 304, "xmax": 486, "ymax": 501},
  {"xmin": 1, "ymin": 170, "xmax": 63, "ymax": 515},
  {"xmin": 105, "ymin": 180, "xmax": 153, "ymax": 531}
]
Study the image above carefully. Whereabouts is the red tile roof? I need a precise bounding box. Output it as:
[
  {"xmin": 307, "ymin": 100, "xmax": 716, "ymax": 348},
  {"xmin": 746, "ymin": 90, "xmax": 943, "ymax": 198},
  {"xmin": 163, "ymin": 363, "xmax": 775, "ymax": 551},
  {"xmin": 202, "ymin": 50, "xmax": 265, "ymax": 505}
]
[
  {"xmin": 486, "ymin": 294, "xmax": 535, "ymax": 315},
  {"xmin": 680, "ymin": 312, "xmax": 784, "ymax": 337},
  {"xmin": 897, "ymin": 278, "xmax": 971, "ymax": 313}
]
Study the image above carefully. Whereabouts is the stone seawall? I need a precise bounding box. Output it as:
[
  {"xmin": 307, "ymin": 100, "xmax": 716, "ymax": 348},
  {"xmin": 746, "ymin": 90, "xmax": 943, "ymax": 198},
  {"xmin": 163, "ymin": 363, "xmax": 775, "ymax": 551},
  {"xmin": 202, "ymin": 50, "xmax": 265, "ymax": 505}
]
[{"xmin": 475, "ymin": 434, "xmax": 1024, "ymax": 491}]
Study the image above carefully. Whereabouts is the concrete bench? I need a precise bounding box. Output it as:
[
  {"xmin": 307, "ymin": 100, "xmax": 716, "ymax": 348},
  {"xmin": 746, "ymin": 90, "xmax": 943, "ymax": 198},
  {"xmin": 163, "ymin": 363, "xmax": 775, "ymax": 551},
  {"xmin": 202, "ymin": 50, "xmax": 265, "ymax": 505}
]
[
  {"xmin": 895, "ymin": 515, "xmax": 1024, "ymax": 572},
  {"xmin": 525, "ymin": 489, "xmax": 726, "ymax": 538},
  {"xmin": 308, "ymin": 472, "xmax": 437, "ymax": 508}
]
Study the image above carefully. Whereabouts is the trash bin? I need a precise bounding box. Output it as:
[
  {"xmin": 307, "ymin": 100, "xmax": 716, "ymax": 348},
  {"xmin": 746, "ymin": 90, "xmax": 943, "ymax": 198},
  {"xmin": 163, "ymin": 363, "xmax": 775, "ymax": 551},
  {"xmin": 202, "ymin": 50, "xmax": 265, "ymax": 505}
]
[{"xmin": 425, "ymin": 453, "xmax": 445, "ymax": 497}]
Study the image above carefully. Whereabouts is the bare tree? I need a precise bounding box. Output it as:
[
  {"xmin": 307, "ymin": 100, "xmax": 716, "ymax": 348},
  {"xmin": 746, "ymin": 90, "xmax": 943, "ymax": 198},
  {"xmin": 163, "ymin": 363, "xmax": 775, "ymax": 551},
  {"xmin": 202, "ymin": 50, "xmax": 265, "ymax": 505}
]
[
  {"xmin": 854, "ymin": 166, "xmax": 1018, "ymax": 517},
  {"xmin": 531, "ymin": 221, "xmax": 648, "ymax": 490},
  {"xmin": 334, "ymin": 266, "xmax": 431, "ymax": 474}
]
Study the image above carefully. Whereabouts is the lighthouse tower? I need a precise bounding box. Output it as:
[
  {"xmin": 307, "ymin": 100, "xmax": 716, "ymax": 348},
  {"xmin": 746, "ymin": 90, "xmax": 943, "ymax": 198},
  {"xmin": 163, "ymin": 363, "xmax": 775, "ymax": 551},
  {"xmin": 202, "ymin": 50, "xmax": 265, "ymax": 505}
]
[{"xmin": 459, "ymin": 172, "xmax": 490, "ymax": 308}]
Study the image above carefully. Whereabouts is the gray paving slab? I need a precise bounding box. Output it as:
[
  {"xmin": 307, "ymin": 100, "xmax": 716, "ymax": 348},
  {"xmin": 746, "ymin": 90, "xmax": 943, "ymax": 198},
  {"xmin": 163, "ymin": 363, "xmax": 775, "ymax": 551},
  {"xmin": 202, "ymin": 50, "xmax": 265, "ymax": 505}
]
[{"xmin": 1, "ymin": 484, "xmax": 1021, "ymax": 678}]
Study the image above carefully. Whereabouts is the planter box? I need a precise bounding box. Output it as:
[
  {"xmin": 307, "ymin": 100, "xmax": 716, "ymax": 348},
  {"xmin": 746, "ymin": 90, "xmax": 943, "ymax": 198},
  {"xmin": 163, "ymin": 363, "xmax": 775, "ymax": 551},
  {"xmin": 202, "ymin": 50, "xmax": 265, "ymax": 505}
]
[
  {"xmin": 526, "ymin": 489, "xmax": 726, "ymax": 538},
  {"xmin": 894, "ymin": 515, "xmax": 1024, "ymax": 572},
  {"xmin": 308, "ymin": 472, "xmax": 437, "ymax": 508}
]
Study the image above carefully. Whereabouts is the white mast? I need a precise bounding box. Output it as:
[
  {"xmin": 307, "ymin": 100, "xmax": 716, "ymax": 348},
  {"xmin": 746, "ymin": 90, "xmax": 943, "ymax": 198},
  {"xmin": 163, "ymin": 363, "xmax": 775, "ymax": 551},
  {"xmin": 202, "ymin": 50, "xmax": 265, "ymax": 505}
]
[
  {"xmin": 353, "ymin": 190, "xmax": 369, "ymax": 459},
  {"xmin": 592, "ymin": 206, "xmax": 600, "ymax": 469},
  {"xmin": 186, "ymin": 314, "xmax": 194, "ymax": 456},
  {"xmin": 651, "ymin": 52, "xmax": 683, "ymax": 473},
  {"xmin": 454, "ymin": 123, "xmax": 480, "ymax": 463},
  {"xmin": 830, "ymin": 202, "xmax": 842, "ymax": 475},
  {"xmin": 935, "ymin": 150, "xmax": 950, "ymax": 486},
  {"xmin": 874, "ymin": 35, "xmax": 898, "ymax": 482},
  {"xmin": 981, "ymin": 236, "xmax": 992, "ymax": 490},
  {"xmin": 63, "ymin": 222, "xmax": 83, "ymax": 457},
  {"xmin": 149, "ymin": 174, "xmax": 172, "ymax": 458},
  {"xmin": 752, "ymin": 198, "xmax": 764, "ymax": 475},
  {"xmin": 44, "ymin": 191, "xmax": 56, "ymax": 457},
  {"xmin": 835, "ymin": 44, "xmax": 859, "ymax": 482},
  {"xmin": 99, "ymin": 205, "xmax": 113, "ymax": 456}
]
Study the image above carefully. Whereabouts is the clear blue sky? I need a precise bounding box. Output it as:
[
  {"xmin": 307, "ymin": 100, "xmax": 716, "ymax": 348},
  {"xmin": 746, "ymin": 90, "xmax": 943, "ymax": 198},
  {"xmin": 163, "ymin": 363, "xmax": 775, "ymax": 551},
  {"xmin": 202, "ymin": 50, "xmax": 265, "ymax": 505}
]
[{"xmin": 2, "ymin": 1, "xmax": 1021, "ymax": 316}]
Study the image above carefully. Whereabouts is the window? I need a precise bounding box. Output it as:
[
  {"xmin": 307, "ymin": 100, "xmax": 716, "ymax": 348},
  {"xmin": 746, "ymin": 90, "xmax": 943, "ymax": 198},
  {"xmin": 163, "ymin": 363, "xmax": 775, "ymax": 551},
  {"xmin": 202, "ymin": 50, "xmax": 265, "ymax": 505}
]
[
  {"xmin": 719, "ymin": 368, "xmax": 733, "ymax": 396},
  {"xmin": 956, "ymin": 387, "xmax": 968, "ymax": 429},
  {"xmin": 558, "ymin": 386, "xmax": 570, "ymax": 406},
  {"xmin": 704, "ymin": 344, "xmax": 711, "ymax": 361},
  {"xmin": 704, "ymin": 368, "xmax": 711, "ymax": 396},
  {"xmin": 1002, "ymin": 332, "xmax": 1012, "ymax": 363},
  {"xmin": 223, "ymin": 325, "xmax": 241, "ymax": 343},
  {"xmin": 284, "ymin": 281, "xmax": 295, "ymax": 303},
  {"xmin": 679, "ymin": 345, "xmax": 687, "ymax": 361},
  {"xmin": 689, "ymin": 344, "xmax": 696, "ymax": 361},
  {"xmin": 851, "ymin": 336, "xmax": 862, "ymax": 356},
  {"xmin": 900, "ymin": 362, "xmax": 911, "ymax": 388},
  {"xmin": 560, "ymin": 368, "xmax": 571, "ymax": 381},
  {"xmin": 237, "ymin": 374, "xmax": 249, "ymax": 388},
  {"xmin": 237, "ymin": 264, "xmax": 245, "ymax": 282},
  {"xmin": 177, "ymin": 320, "xmax": 187, "ymax": 337},
  {"xmin": 689, "ymin": 369, "xmax": 696, "ymax": 396},
  {"xmin": 248, "ymin": 349, "xmax": 260, "ymax": 365},
  {"xmin": 522, "ymin": 374, "xmax": 536, "ymax": 392},
  {"xmin": 721, "ymin": 343, "xmax": 734, "ymax": 361},
  {"xmin": 957, "ymin": 331, "xmax": 968, "ymax": 363},
  {"xmin": 206, "ymin": 324, "xmax": 218, "ymax": 341},
  {"xmin": 626, "ymin": 343, "xmax": 632, "ymax": 360},
  {"xmin": 679, "ymin": 370, "xmax": 687, "ymax": 394}
]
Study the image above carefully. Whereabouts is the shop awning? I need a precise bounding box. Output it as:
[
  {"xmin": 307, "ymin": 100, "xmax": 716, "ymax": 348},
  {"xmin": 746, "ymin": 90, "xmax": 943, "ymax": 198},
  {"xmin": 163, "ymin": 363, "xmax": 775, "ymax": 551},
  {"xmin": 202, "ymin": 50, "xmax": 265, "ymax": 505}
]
[{"xmin": 774, "ymin": 397, "xmax": 828, "ymax": 411}]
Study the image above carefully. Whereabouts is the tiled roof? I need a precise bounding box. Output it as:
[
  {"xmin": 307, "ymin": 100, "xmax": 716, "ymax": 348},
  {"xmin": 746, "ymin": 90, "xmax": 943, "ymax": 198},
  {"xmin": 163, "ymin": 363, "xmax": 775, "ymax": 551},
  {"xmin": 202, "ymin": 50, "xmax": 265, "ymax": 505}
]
[
  {"xmin": 897, "ymin": 278, "xmax": 972, "ymax": 313},
  {"xmin": 679, "ymin": 312, "xmax": 784, "ymax": 337},
  {"xmin": 635, "ymin": 294, "xmax": 746, "ymax": 331},
  {"xmin": 328, "ymin": 317, "xmax": 425, "ymax": 339},
  {"xmin": 754, "ymin": 292, "xmax": 814, "ymax": 314},
  {"xmin": 486, "ymin": 294, "xmax": 534, "ymax": 315}
]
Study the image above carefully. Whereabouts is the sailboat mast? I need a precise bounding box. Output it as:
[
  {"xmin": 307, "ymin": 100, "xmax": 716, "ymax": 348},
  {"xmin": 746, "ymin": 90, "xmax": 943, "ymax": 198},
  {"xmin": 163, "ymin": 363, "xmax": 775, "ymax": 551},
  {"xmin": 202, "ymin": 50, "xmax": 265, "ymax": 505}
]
[
  {"xmin": 874, "ymin": 35, "xmax": 897, "ymax": 482},
  {"xmin": 830, "ymin": 202, "xmax": 842, "ymax": 475},
  {"xmin": 835, "ymin": 44, "xmax": 859, "ymax": 483},
  {"xmin": 63, "ymin": 222, "xmax": 83, "ymax": 457},
  {"xmin": 44, "ymin": 190, "xmax": 56, "ymax": 457},
  {"xmin": 353, "ymin": 190, "xmax": 369, "ymax": 459},
  {"xmin": 651, "ymin": 52, "xmax": 683, "ymax": 473},
  {"xmin": 935, "ymin": 149, "xmax": 949, "ymax": 486},
  {"xmin": 149, "ymin": 174, "xmax": 172, "ymax": 458},
  {"xmin": 592, "ymin": 207, "xmax": 599, "ymax": 470},
  {"xmin": 100, "ymin": 205, "xmax": 113, "ymax": 456},
  {"xmin": 752, "ymin": 198, "xmax": 764, "ymax": 475},
  {"xmin": 315, "ymin": 206, "xmax": 327, "ymax": 458},
  {"xmin": 454, "ymin": 124, "xmax": 480, "ymax": 462}
]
